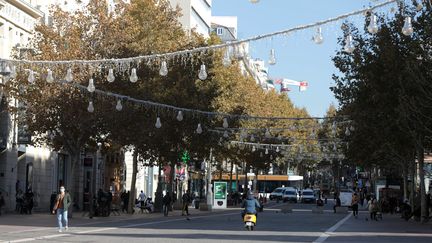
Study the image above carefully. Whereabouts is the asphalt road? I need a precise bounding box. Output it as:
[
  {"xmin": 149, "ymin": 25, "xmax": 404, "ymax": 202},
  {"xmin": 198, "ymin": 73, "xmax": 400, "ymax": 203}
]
[{"xmin": 0, "ymin": 202, "xmax": 431, "ymax": 243}]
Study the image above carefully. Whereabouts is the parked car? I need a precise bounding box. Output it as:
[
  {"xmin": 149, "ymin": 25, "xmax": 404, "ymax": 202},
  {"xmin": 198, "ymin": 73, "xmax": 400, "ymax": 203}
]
[
  {"xmin": 270, "ymin": 187, "xmax": 286, "ymax": 200},
  {"xmin": 282, "ymin": 189, "xmax": 299, "ymax": 203},
  {"xmin": 300, "ymin": 189, "xmax": 315, "ymax": 203}
]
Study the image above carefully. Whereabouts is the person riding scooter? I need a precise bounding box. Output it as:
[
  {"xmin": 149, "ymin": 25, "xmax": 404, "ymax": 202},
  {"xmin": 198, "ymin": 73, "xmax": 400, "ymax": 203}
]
[{"xmin": 241, "ymin": 191, "xmax": 261, "ymax": 218}]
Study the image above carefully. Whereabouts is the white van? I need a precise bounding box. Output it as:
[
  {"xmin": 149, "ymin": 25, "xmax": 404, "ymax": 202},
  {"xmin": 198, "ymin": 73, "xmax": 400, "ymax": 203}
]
[
  {"xmin": 270, "ymin": 187, "xmax": 286, "ymax": 200},
  {"xmin": 282, "ymin": 188, "xmax": 299, "ymax": 203}
]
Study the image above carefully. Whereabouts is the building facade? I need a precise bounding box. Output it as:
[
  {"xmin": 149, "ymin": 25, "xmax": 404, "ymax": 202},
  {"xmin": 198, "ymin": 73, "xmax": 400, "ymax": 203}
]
[
  {"xmin": 169, "ymin": 0, "xmax": 212, "ymax": 38},
  {"xmin": 0, "ymin": 0, "xmax": 45, "ymax": 212}
]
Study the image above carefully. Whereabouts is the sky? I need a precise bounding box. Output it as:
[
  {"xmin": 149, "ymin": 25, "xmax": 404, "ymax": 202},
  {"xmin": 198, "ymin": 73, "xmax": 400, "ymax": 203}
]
[{"xmin": 212, "ymin": 0, "xmax": 394, "ymax": 117}]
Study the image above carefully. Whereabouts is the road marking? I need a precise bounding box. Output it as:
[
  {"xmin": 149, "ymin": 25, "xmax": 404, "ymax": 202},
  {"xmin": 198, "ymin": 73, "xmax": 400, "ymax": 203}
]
[
  {"xmin": 313, "ymin": 213, "xmax": 352, "ymax": 243},
  {"xmin": 7, "ymin": 211, "xmax": 240, "ymax": 242}
]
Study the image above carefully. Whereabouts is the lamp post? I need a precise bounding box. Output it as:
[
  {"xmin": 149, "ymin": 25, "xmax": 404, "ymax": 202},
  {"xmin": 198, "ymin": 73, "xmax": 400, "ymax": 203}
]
[{"xmin": 206, "ymin": 148, "xmax": 213, "ymax": 211}]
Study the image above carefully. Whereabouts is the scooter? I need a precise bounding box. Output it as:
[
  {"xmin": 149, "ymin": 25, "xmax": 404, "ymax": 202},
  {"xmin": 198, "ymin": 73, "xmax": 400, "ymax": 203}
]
[{"xmin": 243, "ymin": 213, "xmax": 257, "ymax": 231}]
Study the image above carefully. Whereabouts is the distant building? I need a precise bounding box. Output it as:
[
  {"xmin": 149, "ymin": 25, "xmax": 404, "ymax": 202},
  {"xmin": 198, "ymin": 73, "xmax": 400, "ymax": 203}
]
[
  {"xmin": 169, "ymin": 0, "xmax": 212, "ymax": 38},
  {"xmin": 0, "ymin": 0, "xmax": 45, "ymax": 212},
  {"xmin": 211, "ymin": 16, "xmax": 237, "ymax": 42}
]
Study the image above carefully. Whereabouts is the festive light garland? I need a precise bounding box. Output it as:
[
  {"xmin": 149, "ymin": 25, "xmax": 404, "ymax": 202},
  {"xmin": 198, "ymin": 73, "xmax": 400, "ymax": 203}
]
[
  {"xmin": 0, "ymin": 0, "xmax": 398, "ymax": 70},
  {"xmin": 67, "ymin": 80, "xmax": 348, "ymax": 121}
]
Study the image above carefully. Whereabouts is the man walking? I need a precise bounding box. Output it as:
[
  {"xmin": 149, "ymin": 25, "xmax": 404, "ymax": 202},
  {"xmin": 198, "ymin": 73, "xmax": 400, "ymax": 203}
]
[
  {"xmin": 52, "ymin": 186, "xmax": 72, "ymax": 232},
  {"xmin": 351, "ymin": 193, "xmax": 359, "ymax": 218},
  {"xmin": 182, "ymin": 190, "xmax": 191, "ymax": 216}
]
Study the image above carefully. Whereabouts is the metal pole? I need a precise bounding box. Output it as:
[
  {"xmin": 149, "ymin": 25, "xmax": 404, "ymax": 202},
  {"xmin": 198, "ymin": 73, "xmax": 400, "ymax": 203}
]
[{"xmin": 206, "ymin": 148, "xmax": 213, "ymax": 211}]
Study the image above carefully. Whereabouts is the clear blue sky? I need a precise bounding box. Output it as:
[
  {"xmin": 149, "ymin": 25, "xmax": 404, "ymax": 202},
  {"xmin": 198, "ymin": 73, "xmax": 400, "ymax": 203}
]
[{"xmin": 212, "ymin": 0, "xmax": 393, "ymax": 117}]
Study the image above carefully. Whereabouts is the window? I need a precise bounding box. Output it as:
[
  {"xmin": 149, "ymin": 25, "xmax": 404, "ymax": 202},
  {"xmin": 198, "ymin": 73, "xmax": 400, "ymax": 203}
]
[
  {"xmin": 26, "ymin": 163, "xmax": 33, "ymax": 191},
  {"xmin": 216, "ymin": 27, "xmax": 223, "ymax": 35}
]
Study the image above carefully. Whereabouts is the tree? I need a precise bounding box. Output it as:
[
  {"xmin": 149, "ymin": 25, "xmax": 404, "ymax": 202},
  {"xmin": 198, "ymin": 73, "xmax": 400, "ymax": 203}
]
[{"xmin": 331, "ymin": 4, "xmax": 432, "ymax": 221}]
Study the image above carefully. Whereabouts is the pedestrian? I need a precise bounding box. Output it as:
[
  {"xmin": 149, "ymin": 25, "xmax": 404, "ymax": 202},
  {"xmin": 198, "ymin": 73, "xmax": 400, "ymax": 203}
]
[
  {"xmin": 333, "ymin": 194, "xmax": 341, "ymax": 213},
  {"xmin": 24, "ymin": 189, "xmax": 34, "ymax": 214},
  {"xmin": 351, "ymin": 193, "xmax": 359, "ymax": 218},
  {"xmin": 368, "ymin": 197, "xmax": 378, "ymax": 221},
  {"xmin": 52, "ymin": 186, "xmax": 72, "ymax": 232},
  {"xmin": 182, "ymin": 190, "xmax": 191, "ymax": 216},
  {"xmin": 0, "ymin": 192, "xmax": 5, "ymax": 216},
  {"xmin": 162, "ymin": 192, "xmax": 172, "ymax": 216},
  {"xmin": 16, "ymin": 189, "xmax": 24, "ymax": 214},
  {"xmin": 138, "ymin": 190, "xmax": 146, "ymax": 209}
]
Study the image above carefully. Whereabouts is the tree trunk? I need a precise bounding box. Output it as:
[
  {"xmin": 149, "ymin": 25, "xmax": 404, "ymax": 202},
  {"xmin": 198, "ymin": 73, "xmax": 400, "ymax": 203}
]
[
  {"xmin": 410, "ymin": 156, "xmax": 416, "ymax": 209},
  {"xmin": 402, "ymin": 161, "xmax": 408, "ymax": 201},
  {"xmin": 68, "ymin": 150, "xmax": 80, "ymax": 218},
  {"xmin": 416, "ymin": 141, "xmax": 427, "ymax": 223},
  {"xmin": 154, "ymin": 163, "xmax": 163, "ymax": 212},
  {"xmin": 228, "ymin": 160, "xmax": 234, "ymax": 193},
  {"xmin": 128, "ymin": 150, "xmax": 138, "ymax": 214}
]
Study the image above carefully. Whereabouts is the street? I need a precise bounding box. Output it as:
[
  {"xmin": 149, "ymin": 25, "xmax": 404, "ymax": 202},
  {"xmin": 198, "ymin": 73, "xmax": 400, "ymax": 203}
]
[{"xmin": 1, "ymin": 202, "xmax": 431, "ymax": 243}]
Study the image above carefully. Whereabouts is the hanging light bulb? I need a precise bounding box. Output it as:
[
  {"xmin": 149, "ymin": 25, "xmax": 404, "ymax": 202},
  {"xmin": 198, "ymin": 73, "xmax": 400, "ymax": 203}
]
[
  {"xmin": 260, "ymin": 152, "xmax": 263, "ymax": 158},
  {"xmin": 87, "ymin": 78, "xmax": 95, "ymax": 93},
  {"xmin": 198, "ymin": 64, "xmax": 207, "ymax": 80},
  {"xmin": 367, "ymin": 14, "xmax": 379, "ymax": 34},
  {"xmin": 155, "ymin": 117, "xmax": 162, "ymax": 128},
  {"xmin": 345, "ymin": 127, "xmax": 351, "ymax": 136},
  {"xmin": 402, "ymin": 16, "xmax": 414, "ymax": 36},
  {"xmin": 223, "ymin": 118, "xmax": 229, "ymax": 128},
  {"xmin": 333, "ymin": 143, "xmax": 337, "ymax": 151},
  {"xmin": 332, "ymin": 122, "xmax": 337, "ymax": 131},
  {"xmin": 46, "ymin": 69, "xmax": 54, "ymax": 83},
  {"xmin": 415, "ymin": 1, "xmax": 423, "ymax": 11},
  {"xmin": 3, "ymin": 65, "xmax": 11, "ymax": 75},
  {"xmin": 268, "ymin": 49, "xmax": 276, "ymax": 65},
  {"xmin": 65, "ymin": 68, "xmax": 73, "ymax": 82},
  {"xmin": 344, "ymin": 34, "xmax": 355, "ymax": 53},
  {"xmin": 176, "ymin": 111, "xmax": 183, "ymax": 121},
  {"xmin": 87, "ymin": 101, "xmax": 94, "ymax": 113},
  {"xmin": 223, "ymin": 130, "xmax": 229, "ymax": 138},
  {"xmin": 28, "ymin": 70, "xmax": 35, "ymax": 83},
  {"xmin": 313, "ymin": 27, "xmax": 324, "ymax": 44},
  {"xmin": 265, "ymin": 129, "xmax": 271, "ymax": 138},
  {"xmin": 350, "ymin": 125, "xmax": 355, "ymax": 131},
  {"xmin": 276, "ymin": 146, "xmax": 280, "ymax": 153},
  {"xmin": 196, "ymin": 123, "xmax": 203, "ymax": 134},
  {"xmin": 116, "ymin": 99, "xmax": 123, "ymax": 111},
  {"xmin": 159, "ymin": 60, "xmax": 168, "ymax": 76},
  {"xmin": 9, "ymin": 65, "xmax": 16, "ymax": 78},
  {"xmin": 250, "ymin": 134, "xmax": 255, "ymax": 142},
  {"xmin": 252, "ymin": 146, "xmax": 256, "ymax": 152},
  {"xmin": 265, "ymin": 148, "xmax": 269, "ymax": 155},
  {"xmin": 107, "ymin": 68, "xmax": 115, "ymax": 83},
  {"xmin": 227, "ymin": 143, "xmax": 231, "ymax": 149},
  {"xmin": 222, "ymin": 49, "xmax": 231, "ymax": 67},
  {"xmin": 129, "ymin": 68, "xmax": 138, "ymax": 83},
  {"xmin": 249, "ymin": 0, "xmax": 259, "ymax": 3}
]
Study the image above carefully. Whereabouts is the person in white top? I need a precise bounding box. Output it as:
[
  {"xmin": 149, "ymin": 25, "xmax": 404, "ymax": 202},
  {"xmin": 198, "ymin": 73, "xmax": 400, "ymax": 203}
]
[{"xmin": 138, "ymin": 191, "xmax": 146, "ymax": 208}]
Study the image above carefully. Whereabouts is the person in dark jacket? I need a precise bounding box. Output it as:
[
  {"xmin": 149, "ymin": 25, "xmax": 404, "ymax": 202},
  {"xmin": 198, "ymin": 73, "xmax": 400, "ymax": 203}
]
[
  {"xmin": 182, "ymin": 190, "xmax": 191, "ymax": 216},
  {"xmin": 162, "ymin": 192, "xmax": 172, "ymax": 217},
  {"xmin": 333, "ymin": 195, "xmax": 341, "ymax": 213}
]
